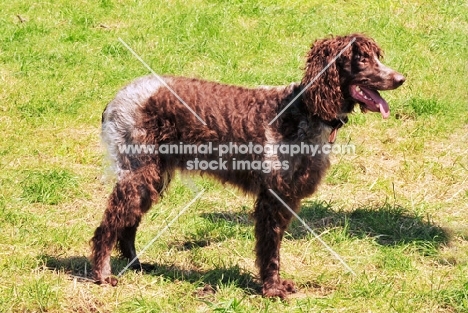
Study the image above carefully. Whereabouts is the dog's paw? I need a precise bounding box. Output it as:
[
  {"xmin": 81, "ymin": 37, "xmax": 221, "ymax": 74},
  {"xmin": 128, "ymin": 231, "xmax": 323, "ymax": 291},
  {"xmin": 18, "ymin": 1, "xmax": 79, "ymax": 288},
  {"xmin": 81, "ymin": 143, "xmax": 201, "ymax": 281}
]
[
  {"xmin": 95, "ymin": 276, "xmax": 118, "ymax": 287},
  {"xmin": 281, "ymin": 279, "xmax": 297, "ymax": 293},
  {"xmin": 262, "ymin": 279, "xmax": 297, "ymax": 299}
]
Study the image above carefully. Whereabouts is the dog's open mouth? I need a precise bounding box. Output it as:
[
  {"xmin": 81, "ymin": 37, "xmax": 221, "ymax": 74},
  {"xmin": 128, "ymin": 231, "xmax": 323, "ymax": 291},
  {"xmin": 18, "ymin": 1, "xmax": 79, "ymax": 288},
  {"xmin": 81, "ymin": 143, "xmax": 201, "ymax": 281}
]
[{"xmin": 350, "ymin": 85, "xmax": 390, "ymax": 119}]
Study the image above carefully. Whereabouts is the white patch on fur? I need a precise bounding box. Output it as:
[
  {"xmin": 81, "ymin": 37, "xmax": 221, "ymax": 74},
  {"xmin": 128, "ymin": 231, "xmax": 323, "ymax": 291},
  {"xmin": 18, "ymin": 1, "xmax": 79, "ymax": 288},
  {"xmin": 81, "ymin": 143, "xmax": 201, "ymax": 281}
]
[
  {"xmin": 257, "ymin": 85, "xmax": 276, "ymax": 89},
  {"xmin": 321, "ymin": 130, "xmax": 330, "ymax": 145},
  {"xmin": 263, "ymin": 125, "xmax": 280, "ymax": 161},
  {"xmin": 318, "ymin": 123, "xmax": 332, "ymax": 145},
  {"xmin": 102, "ymin": 75, "xmax": 167, "ymax": 178},
  {"xmin": 257, "ymin": 83, "xmax": 295, "ymax": 91},
  {"xmin": 374, "ymin": 57, "xmax": 394, "ymax": 78},
  {"xmin": 159, "ymin": 171, "xmax": 170, "ymax": 194}
]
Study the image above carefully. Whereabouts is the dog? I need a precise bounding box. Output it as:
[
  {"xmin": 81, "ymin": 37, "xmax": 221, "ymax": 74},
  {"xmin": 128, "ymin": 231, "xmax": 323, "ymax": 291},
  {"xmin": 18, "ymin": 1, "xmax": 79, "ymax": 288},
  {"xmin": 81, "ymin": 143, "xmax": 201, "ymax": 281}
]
[{"xmin": 91, "ymin": 33, "xmax": 405, "ymax": 298}]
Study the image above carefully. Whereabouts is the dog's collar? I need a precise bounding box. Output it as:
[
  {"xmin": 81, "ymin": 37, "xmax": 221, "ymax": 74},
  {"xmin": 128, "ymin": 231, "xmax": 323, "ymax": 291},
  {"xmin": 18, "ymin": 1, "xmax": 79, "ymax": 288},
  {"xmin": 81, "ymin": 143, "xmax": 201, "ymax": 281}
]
[
  {"xmin": 295, "ymin": 84, "xmax": 348, "ymax": 143},
  {"xmin": 321, "ymin": 116, "xmax": 348, "ymax": 144}
]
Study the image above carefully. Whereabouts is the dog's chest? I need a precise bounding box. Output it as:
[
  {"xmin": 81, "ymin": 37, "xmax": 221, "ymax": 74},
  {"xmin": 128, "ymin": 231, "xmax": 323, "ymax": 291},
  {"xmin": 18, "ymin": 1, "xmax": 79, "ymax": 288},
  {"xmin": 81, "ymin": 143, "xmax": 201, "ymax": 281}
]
[{"xmin": 297, "ymin": 120, "xmax": 330, "ymax": 146}]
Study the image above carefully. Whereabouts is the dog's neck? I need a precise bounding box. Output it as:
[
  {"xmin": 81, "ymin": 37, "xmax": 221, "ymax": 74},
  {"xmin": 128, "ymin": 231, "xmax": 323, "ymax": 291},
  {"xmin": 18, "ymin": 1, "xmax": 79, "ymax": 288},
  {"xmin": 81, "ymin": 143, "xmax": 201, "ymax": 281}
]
[
  {"xmin": 284, "ymin": 84, "xmax": 348, "ymax": 143},
  {"xmin": 319, "ymin": 116, "xmax": 348, "ymax": 143}
]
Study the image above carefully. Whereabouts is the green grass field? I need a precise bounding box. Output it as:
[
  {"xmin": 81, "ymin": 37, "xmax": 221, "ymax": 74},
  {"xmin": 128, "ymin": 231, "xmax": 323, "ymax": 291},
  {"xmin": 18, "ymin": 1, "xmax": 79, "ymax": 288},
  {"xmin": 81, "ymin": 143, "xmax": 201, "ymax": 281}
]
[{"xmin": 1, "ymin": 0, "xmax": 467, "ymax": 312}]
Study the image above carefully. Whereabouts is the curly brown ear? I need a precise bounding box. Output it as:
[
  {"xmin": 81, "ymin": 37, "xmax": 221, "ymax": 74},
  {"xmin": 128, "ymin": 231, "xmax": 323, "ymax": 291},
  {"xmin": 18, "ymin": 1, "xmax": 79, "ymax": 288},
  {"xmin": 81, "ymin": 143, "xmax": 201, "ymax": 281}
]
[{"xmin": 301, "ymin": 36, "xmax": 353, "ymax": 121}]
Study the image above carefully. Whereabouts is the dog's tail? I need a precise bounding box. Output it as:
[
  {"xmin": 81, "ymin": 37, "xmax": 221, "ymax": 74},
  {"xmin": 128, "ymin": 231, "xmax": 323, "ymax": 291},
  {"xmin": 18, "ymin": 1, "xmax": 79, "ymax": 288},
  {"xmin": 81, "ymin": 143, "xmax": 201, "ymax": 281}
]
[{"xmin": 101, "ymin": 75, "xmax": 163, "ymax": 179}]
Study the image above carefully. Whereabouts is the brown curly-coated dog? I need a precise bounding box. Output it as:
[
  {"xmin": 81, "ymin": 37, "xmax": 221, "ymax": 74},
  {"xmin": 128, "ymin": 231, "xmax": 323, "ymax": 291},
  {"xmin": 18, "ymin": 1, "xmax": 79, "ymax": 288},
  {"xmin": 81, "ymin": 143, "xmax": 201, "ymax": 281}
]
[{"xmin": 91, "ymin": 34, "xmax": 405, "ymax": 298}]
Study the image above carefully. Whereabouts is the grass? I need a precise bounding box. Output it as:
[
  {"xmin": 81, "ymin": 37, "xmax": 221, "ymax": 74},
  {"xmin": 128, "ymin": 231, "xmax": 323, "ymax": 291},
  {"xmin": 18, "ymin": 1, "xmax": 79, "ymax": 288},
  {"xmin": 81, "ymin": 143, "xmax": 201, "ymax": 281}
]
[
  {"xmin": 1, "ymin": 0, "xmax": 467, "ymax": 311},
  {"xmin": 20, "ymin": 169, "xmax": 79, "ymax": 205}
]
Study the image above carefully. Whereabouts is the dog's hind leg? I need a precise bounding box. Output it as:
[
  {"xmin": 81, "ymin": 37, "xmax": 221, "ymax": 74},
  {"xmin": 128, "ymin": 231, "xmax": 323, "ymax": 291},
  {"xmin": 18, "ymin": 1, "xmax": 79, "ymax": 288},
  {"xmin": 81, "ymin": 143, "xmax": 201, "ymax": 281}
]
[
  {"xmin": 91, "ymin": 164, "xmax": 167, "ymax": 285},
  {"xmin": 116, "ymin": 170, "xmax": 172, "ymax": 270},
  {"xmin": 116, "ymin": 188, "xmax": 146, "ymax": 271},
  {"xmin": 253, "ymin": 189, "xmax": 299, "ymax": 299}
]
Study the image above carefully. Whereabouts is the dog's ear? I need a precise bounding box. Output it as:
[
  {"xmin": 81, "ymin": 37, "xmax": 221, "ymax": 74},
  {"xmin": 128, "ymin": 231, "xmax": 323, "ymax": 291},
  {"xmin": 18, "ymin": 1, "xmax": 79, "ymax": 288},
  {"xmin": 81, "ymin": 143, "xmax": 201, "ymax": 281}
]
[{"xmin": 301, "ymin": 36, "xmax": 353, "ymax": 121}]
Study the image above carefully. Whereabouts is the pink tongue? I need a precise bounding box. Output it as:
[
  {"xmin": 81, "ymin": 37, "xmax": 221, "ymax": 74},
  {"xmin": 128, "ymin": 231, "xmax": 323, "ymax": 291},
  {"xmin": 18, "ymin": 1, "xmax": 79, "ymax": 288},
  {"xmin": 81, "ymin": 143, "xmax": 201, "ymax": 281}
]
[
  {"xmin": 362, "ymin": 87, "xmax": 390, "ymax": 119},
  {"xmin": 379, "ymin": 102, "xmax": 390, "ymax": 119}
]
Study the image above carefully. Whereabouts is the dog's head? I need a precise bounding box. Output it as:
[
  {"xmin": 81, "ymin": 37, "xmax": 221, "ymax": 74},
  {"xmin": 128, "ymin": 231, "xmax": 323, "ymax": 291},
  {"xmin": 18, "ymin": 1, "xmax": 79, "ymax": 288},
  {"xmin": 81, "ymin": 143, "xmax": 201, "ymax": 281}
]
[{"xmin": 301, "ymin": 34, "xmax": 405, "ymax": 121}]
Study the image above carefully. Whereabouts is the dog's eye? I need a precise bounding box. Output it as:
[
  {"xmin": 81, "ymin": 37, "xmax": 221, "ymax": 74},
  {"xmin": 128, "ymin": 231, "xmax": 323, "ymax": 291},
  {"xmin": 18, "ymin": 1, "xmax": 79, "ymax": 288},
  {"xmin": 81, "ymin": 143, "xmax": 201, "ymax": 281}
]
[{"xmin": 354, "ymin": 54, "xmax": 366, "ymax": 62}]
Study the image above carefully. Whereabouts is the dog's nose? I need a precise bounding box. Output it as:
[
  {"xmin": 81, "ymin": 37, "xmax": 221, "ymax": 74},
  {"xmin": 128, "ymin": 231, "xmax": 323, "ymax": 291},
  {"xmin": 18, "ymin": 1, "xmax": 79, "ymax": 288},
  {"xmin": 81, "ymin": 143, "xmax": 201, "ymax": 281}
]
[{"xmin": 394, "ymin": 73, "xmax": 406, "ymax": 86}]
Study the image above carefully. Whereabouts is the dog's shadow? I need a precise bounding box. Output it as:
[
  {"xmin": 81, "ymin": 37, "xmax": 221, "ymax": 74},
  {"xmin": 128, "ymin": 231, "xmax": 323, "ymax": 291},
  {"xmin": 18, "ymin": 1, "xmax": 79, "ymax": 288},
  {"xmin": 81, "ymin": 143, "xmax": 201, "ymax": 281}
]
[
  {"xmin": 42, "ymin": 200, "xmax": 450, "ymax": 292},
  {"xmin": 42, "ymin": 255, "xmax": 260, "ymax": 294},
  {"xmin": 196, "ymin": 200, "xmax": 450, "ymax": 249},
  {"xmin": 289, "ymin": 200, "xmax": 450, "ymax": 249}
]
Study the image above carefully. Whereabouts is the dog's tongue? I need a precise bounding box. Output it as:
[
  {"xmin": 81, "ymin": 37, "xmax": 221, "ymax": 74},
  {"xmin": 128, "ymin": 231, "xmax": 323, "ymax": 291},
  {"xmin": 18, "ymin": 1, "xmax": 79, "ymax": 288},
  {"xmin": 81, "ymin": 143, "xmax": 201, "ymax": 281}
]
[
  {"xmin": 362, "ymin": 87, "xmax": 390, "ymax": 119},
  {"xmin": 351, "ymin": 85, "xmax": 390, "ymax": 119}
]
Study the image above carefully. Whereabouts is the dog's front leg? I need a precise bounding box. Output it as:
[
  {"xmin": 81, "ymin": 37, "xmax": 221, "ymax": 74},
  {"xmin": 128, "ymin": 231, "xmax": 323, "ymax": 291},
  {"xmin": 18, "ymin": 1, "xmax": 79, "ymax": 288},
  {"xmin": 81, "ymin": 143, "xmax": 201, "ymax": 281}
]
[{"xmin": 253, "ymin": 190, "xmax": 297, "ymax": 299}]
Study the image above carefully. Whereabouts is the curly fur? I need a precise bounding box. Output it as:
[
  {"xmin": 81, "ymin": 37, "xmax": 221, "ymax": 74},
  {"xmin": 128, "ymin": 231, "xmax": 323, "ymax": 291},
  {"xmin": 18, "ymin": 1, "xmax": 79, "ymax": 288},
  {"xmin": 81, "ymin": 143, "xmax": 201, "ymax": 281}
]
[{"xmin": 91, "ymin": 33, "xmax": 405, "ymax": 298}]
